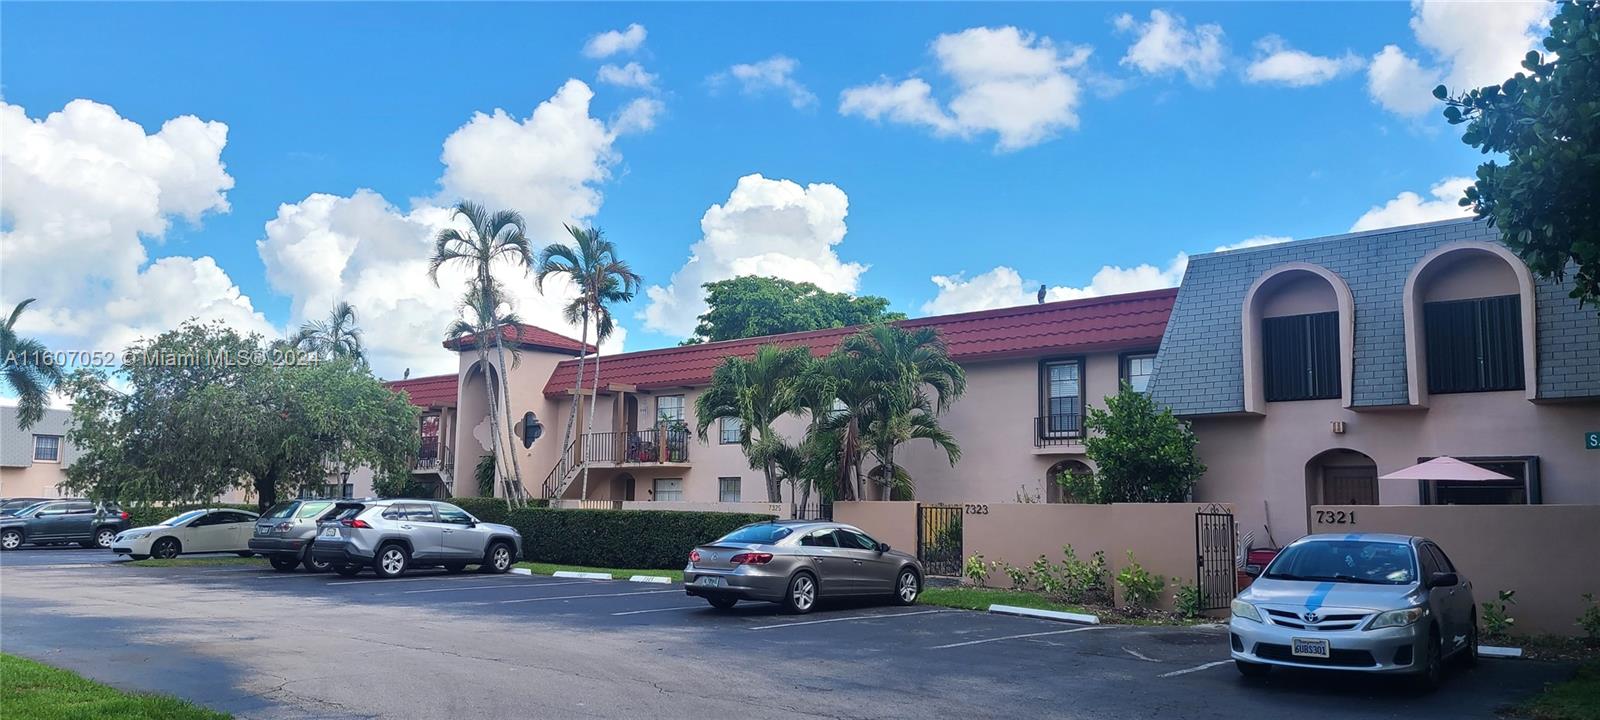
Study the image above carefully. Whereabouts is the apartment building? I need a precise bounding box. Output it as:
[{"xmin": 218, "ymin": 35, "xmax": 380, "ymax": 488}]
[{"xmin": 0, "ymin": 406, "xmax": 75, "ymax": 498}]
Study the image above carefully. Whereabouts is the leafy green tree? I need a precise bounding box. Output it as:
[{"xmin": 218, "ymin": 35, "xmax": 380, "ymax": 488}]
[
  {"xmin": 430, "ymin": 201, "xmax": 533, "ymax": 498},
  {"xmin": 685, "ymin": 276, "xmax": 905, "ymax": 345},
  {"xmin": 1065, "ymin": 382, "xmax": 1205, "ymax": 503},
  {"xmin": 694, "ymin": 344, "xmax": 813, "ymax": 502},
  {"xmin": 291, "ymin": 301, "xmax": 366, "ymax": 364},
  {"xmin": 60, "ymin": 321, "xmax": 419, "ymax": 511},
  {"xmin": 1, "ymin": 298, "xmax": 63, "ymax": 430},
  {"xmin": 535, "ymin": 224, "xmax": 641, "ymax": 499},
  {"xmin": 1436, "ymin": 1, "xmax": 1600, "ymax": 306},
  {"xmin": 835, "ymin": 325, "xmax": 965, "ymax": 498}
]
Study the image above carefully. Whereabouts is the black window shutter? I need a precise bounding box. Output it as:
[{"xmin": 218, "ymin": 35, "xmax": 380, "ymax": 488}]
[
  {"xmin": 1263, "ymin": 311, "xmax": 1340, "ymax": 402},
  {"xmin": 1425, "ymin": 295, "xmax": 1522, "ymax": 394}
]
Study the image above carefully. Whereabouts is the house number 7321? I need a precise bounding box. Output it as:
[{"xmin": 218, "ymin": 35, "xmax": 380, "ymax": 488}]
[{"xmin": 1316, "ymin": 510, "xmax": 1356, "ymax": 525}]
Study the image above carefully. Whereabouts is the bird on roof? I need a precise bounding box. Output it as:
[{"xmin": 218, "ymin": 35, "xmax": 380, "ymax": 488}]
[
  {"xmin": 403, "ymin": 368, "xmax": 410, "ymax": 379},
  {"xmin": 1037, "ymin": 284, "xmax": 1047, "ymax": 305}
]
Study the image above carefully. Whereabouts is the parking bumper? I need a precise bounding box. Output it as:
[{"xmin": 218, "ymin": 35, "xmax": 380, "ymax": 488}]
[
  {"xmin": 1229, "ymin": 617, "xmax": 1428, "ymax": 673},
  {"xmin": 683, "ymin": 567, "xmax": 789, "ymax": 602}
]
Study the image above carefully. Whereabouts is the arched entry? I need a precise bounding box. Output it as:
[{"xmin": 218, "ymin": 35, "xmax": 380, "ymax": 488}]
[
  {"xmin": 1305, "ymin": 449, "xmax": 1378, "ymax": 528},
  {"xmin": 617, "ymin": 472, "xmax": 636, "ymax": 502},
  {"xmin": 1046, "ymin": 460, "xmax": 1092, "ymax": 503}
]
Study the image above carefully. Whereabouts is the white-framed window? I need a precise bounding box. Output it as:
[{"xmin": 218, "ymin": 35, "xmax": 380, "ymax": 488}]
[
  {"xmin": 1122, "ymin": 353, "xmax": 1157, "ymax": 394},
  {"xmin": 652, "ymin": 478, "xmax": 683, "ymax": 502},
  {"xmin": 656, "ymin": 395, "xmax": 685, "ymax": 426},
  {"xmin": 1041, "ymin": 359, "xmax": 1083, "ymax": 437},
  {"xmin": 32, "ymin": 435, "xmax": 61, "ymax": 463},
  {"xmin": 718, "ymin": 477, "xmax": 742, "ymax": 503},
  {"xmin": 719, "ymin": 417, "xmax": 742, "ymax": 444}
]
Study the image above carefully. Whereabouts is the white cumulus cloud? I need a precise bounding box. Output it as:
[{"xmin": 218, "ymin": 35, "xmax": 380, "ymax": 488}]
[
  {"xmin": 710, "ymin": 55, "xmax": 817, "ymax": 109},
  {"xmin": 1350, "ymin": 177, "xmax": 1475, "ymax": 231},
  {"xmin": 642, "ymin": 174, "xmax": 867, "ymax": 338},
  {"xmin": 1114, "ymin": 9, "xmax": 1227, "ymax": 86},
  {"xmin": 597, "ymin": 61, "xmax": 658, "ymax": 91},
  {"xmin": 0, "ymin": 98, "xmax": 274, "ymax": 353},
  {"xmin": 1367, "ymin": 0, "xmax": 1553, "ymax": 116},
  {"xmin": 583, "ymin": 23, "xmax": 646, "ymax": 59},
  {"xmin": 1245, "ymin": 36, "xmax": 1362, "ymax": 87},
  {"xmin": 839, "ymin": 26, "xmax": 1091, "ymax": 151}
]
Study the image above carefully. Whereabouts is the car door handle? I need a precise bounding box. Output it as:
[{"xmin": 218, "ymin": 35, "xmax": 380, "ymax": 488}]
[
  {"xmin": 852, "ymin": 560, "xmax": 863, "ymax": 565},
  {"xmin": 400, "ymin": 524, "xmax": 413, "ymax": 530},
  {"xmin": 442, "ymin": 529, "xmax": 453, "ymax": 534}
]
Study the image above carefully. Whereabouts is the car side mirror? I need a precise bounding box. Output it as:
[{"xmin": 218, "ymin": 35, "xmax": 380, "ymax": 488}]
[
  {"xmin": 876, "ymin": 542, "xmax": 890, "ymax": 553},
  {"xmin": 1243, "ymin": 564, "xmax": 1264, "ymax": 578},
  {"xmin": 1429, "ymin": 572, "xmax": 1458, "ymax": 588}
]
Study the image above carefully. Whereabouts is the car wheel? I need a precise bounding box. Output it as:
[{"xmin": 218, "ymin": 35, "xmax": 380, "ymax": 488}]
[
  {"xmin": 1, "ymin": 529, "xmax": 23, "ymax": 551},
  {"xmin": 95, "ymin": 528, "xmax": 118, "ymax": 549},
  {"xmin": 1235, "ymin": 660, "xmax": 1271, "ymax": 678},
  {"xmin": 894, "ymin": 568, "xmax": 921, "ymax": 606},
  {"xmin": 373, "ymin": 543, "xmax": 409, "ymax": 578},
  {"xmin": 481, "ymin": 542, "xmax": 513, "ymax": 574},
  {"xmin": 783, "ymin": 572, "xmax": 818, "ymax": 614},
  {"xmin": 1463, "ymin": 612, "xmax": 1479, "ymax": 668},
  {"xmin": 707, "ymin": 596, "xmax": 738, "ymax": 610},
  {"xmin": 151, "ymin": 537, "xmax": 181, "ymax": 560},
  {"xmin": 445, "ymin": 563, "xmax": 468, "ymax": 574},
  {"xmin": 302, "ymin": 551, "xmax": 333, "ymax": 573},
  {"xmin": 334, "ymin": 563, "xmax": 363, "ymax": 577},
  {"xmin": 1414, "ymin": 628, "xmax": 1444, "ymax": 692},
  {"xmin": 269, "ymin": 555, "xmax": 300, "ymax": 572}
]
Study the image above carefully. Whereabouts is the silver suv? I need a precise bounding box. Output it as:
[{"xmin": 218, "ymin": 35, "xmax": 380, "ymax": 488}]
[
  {"xmin": 250, "ymin": 499, "xmax": 340, "ymax": 572},
  {"xmin": 310, "ymin": 499, "xmax": 521, "ymax": 578}
]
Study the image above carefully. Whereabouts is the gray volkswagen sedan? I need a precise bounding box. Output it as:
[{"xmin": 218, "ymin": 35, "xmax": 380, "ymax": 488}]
[
  {"xmin": 1230, "ymin": 533, "xmax": 1477, "ymax": 690},
  {"xmin": 685, "ymin": 520, "xmax": 923, "ymax": 614}
]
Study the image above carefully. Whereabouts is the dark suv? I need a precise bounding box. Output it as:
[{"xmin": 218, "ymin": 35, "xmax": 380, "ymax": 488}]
[
  {"xmin": 249, "ymin": 499, "xmax": 341, "ymax": 572},
  {"xmin": 0, "ymin": 499, "xmax": 130, "ymax": 550}
]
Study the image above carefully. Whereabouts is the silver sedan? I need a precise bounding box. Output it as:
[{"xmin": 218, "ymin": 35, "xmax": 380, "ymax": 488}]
[{"xmin": 685, "ymin": 521, "xmax": 923, "ymax": 614}]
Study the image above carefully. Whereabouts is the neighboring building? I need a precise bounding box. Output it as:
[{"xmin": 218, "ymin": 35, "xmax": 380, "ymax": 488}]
[
  {"xmin": 0, "ymin": 407, "xmax": 76, "ymax": 498},
  {"xmin": 1149, "ymin": 218, "xmax": 1600, "ymax": 543},
  {"xmin": 443, "ymin": 290, "xmax": 1177, "ymax": 506},
  {"xmin": 381, "ymin": 373, "xmax": 460, "ymax": 498}
]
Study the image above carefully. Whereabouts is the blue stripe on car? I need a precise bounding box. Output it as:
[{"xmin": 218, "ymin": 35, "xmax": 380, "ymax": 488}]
[{"xmin": 1304, "ymin": 581, "xmax": 1337, "ymax": 612}]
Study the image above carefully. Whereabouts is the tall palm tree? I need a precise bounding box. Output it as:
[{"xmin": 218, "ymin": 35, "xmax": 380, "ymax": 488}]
[
  {"xmin": 445, "ymin": 281, "xmax": 522, "ymax": 505},
  {"xmin": 1, "ymin": 298, "xmax": 63, "ymax": 430},
  {"xmin": 534, "ymin": 225, "xmax": 641, "ymax": 500},
  {"xmin": 695, "ymin": 344, "xmax": 813, "ymax": 502},
  {"xmin": 430, "ymin": 201, "xmax": 533, "ymax": 499},
  {"xmin": 290, "ymin": 301, "xmax": 366, "ymax": 363},
  {"xmin": 836, "ymin": 324, "xmax": 966, "ymax": 498}
]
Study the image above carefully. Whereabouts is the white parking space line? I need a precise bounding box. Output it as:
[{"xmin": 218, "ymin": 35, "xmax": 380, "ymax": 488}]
[
  {"xmin": 1157, "ymin": 660, "xmax": 1232, "ymax": 678},
  {"xmin": 398, "ymin": 580, "xmax": 599, "ymax": 595},
  {"xmin": 611, "ymin": 605, "xmax": 704, "ymax": 616},
  {"xmin": 496, "ymin": 589, "xmax": 679, "ymax": 605},
  {"xmin": 326, "ymin": 574, "xmax": 524, "ymax": 586},
  {"xmin": 929, "ymin": 624, "xmax": 1108, "ymax": 649},
  {"xmin": 748, "ymin": 609, "xmax": 947, "ymax": 631},
  {"xmin": 1122, "ymin": 647, "xmax": 1159, "ymax": 663}
]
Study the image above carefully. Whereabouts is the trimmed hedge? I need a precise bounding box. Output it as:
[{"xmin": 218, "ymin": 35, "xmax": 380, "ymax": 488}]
[
  {"xmin": 504, "ymin": 508, "xmax": 775, "ymax": 569},
  {"xmin": 448, "ymin": 497, "xmax": 548, "ymax": 525},
  {"xmin": 125, "ymin": 503, "xmax": 258, "ymax": 529}
]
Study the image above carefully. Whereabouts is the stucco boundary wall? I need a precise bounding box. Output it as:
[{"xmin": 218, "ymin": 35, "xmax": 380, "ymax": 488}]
[
  {"xmin": 550, "ymin": 499, "xmax": 793, "ymax": 517},
  {"xmin": 837, "ymin": 502, "xmax": 1231, "ymax": 612},
  {"xmin": 1313, "ymin": 504, "xmax": 1600, "ymax": 636}
]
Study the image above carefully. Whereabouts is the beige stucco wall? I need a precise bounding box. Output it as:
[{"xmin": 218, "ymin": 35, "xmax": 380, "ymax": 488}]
[
  {"xmin": 1192, "ymin": 392, "xmax": 1600, "ymax": 546},
  {"xmin": 455, "ymin": 347, "xmax": 571, "ymax": 499},
  {"xmin": 833, "ymin": 501, "xmax": 920, "ymax": 556},
  {"xmin": 0, "ymin": 462, "xmax": 70, "ymax": 497},
  {"xmin": 1313, "ymin": 504, "xmax": 1600, "ymax": 636}
]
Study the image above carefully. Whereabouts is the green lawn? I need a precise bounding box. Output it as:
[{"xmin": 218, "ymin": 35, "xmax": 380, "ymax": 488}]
[
  {"xmin": 514, "ymin": 562, "xmax": 682, "ymax": 583},
  {"xmin": 0, "ymin": 654, "xmax": 229, "ymax": 720},
  {"xmin": 1520, "ymin": 661, "xmax": 1600, "ymax": 720},
  {"xmin": 125, "ymin": 556, "xmax": 267, "ymax": 568}
]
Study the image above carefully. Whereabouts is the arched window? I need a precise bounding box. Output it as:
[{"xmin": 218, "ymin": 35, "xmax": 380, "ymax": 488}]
[
  {"xmin": 1241, "ymin": 263, "xmax": 1355, "ymax": 413},
  {"xmin": 1046, "ymin": 460, "xmax": 1093, "ymax": 503},
  {"xmin": 1402, "ymin": 242, "xmax": 1537, "ymax": 406}
]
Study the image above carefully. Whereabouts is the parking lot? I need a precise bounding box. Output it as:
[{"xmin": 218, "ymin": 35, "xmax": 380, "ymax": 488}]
[{"xmin": 0, "ymin": 549, "xmax": 1571, "ymax": 719}]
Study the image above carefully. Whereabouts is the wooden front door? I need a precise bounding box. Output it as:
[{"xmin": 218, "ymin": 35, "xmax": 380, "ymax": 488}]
[{"xmin": 1322, "ymin": 466, "xmax": 1379, "ymax": 505}]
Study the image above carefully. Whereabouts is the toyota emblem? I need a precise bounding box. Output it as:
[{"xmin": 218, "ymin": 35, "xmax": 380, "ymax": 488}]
[{"xmin": 1302, "ymin": 612, "xmax": 1321, "ymax": 623}]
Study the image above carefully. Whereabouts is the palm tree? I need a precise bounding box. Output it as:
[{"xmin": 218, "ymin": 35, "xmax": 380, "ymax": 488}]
[
  {"xmin": 835, "ymin": 324, "xmax": 966, "ymax": 498},
  {"xmin": 445, "ymin": 281, "xmax": 522, "ymax": 505},
  {"xmin": 290, "ymin": 301, "xmax": 365, "ymax": 363},
  {"xmin": 534, "ymin": 225, "xmax": 642, "ymax": 500},
  {"xmin": 1, "ymin": 299, "xmax": 63, "ymax": 430},
  {"xmin": 695, "ymin": 344, "xmax": 813, "ymax": 502},
  {"xmin": 430, "ymin": 201, "xmax": 533, "ymax": 500}
]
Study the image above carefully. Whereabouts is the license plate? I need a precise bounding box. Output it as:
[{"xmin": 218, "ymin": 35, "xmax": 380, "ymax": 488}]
[
  {"xmin": 696, "ymin": 576, "xmax": 724, "ymax": 587},
  {"xmin": 1291, "ymin": 637, "xmax": 1331, "ymax": 658},
  {"xmin": 320, "ymin": 527, "xmax": 340, "ymax": 539},
  {"xmin": 255, "ymin": 526, "xmax": 270, "ymax": 536}
]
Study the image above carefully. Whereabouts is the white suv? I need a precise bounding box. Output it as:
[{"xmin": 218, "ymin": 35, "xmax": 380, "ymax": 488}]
[{"xmin": 310, "ymin": 499, "xmax": 522, "ymax": 578}]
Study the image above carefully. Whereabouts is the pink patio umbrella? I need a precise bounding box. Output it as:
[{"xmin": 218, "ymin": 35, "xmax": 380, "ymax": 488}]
[{"xmin": 1378, "ymin": 456, "xmax": 1514, "ymax": 482}]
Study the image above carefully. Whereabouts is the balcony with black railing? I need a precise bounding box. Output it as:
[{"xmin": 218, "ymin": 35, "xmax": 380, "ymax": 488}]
[
  {"xmin": 1034, "ymin": 413, "xmax": 1083, "ymax": 447},
  {"xmin": 414, "ymin": 437, "xmax": 453, "ymax": 473},
  {"xmin": 578, "ymin": 427, "xmax": 692, "ymax": 465}
]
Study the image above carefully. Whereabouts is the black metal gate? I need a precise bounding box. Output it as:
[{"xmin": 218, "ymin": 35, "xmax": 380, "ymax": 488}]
[
  {"xmin": 1194, "ymin": 504, "xmax": 1237, "ymax": 611},
  {"xmin": 917, "ymin": 504, "xmax": 964, "ymax": 577}
]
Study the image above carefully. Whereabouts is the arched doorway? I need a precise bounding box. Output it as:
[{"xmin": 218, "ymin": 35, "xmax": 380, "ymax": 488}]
[
  {"xmin": 1305, "ymin": 449, "xmax": 1378, "ymax": 528},
  {"xmin": 1045, "ymin": 460, "xmax": 1092, "ymax": 503},
  {"xmin": 616, "ymin": 472, "xmax": 636, "ymax": 502}
]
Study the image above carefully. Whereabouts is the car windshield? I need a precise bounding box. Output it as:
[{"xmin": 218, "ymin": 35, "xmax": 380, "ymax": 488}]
[
  {"xmin": 159, "ymin": 510, "xmax": 208, "ymax": 527},
  {"xmin": 716, "ymin": 524, "xmax": 794, "ymax": 545},
  {"xmin": 260, "ymin": 502, "xmax": 298, "ymax": 520},
  {"xmin": 1265, "ymin": 540, "xmax": 1416, "ymax": 585}
]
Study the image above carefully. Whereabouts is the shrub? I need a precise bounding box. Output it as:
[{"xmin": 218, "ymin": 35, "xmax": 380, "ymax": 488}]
[
  {"xmin": 1173, "ymin": 582, "xmax": 1202, "ymax": 618},
  {"xmin": 1000, "ymin": 562, "xmax": 1030, "ymax": 591},
  {"xmin": 1577, "ymin": 593, "xmax": 1600, "ymax": 645},
  {"xmin": 1481, "ymin": 589, "xmax": 1517, "ymax": 638},
  {"xmin": 1030, "ymin": 555, "xmax": 1065, "ymax": 596},
  {"xmin": 1116, "ymin": 551, "xmax": 1165, "ymax": 609},
  {"xmin": 1060, "ymin": 545, "xmax": 1110, "ymax": 605},
  {"xmin": 506, "ymin": 508, "xmax": 775, "ymax": 569},
  {"xmin": 963, "ymin": 553, "xmax": 989, "ymax": 587},
  {"xmin": 125, "ymin": 503, "xmax": 258, "ymax": 529}
]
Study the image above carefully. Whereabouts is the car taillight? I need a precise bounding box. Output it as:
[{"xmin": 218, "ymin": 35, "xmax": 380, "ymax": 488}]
[
  {"xmin": 730, "ymin": 552, "xmax": 773, "ymax": 565},
  {"xmin": 342, "ymin": 519, "xmax": 371, "ymax": 529},
  {"xmin": 689, "ymin": 549, "xmax": 701, "ymax": 563},
  {"xmin": 119, "ymin": 511, "xmax": 130, "ymax": 520}
]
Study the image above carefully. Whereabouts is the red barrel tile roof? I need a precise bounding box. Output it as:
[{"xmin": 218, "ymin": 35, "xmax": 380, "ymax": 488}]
[
  {"xmin": 385, "ymin": 373, "xmax": 458, "ymax": 408},
  {"xmin": 442, "ymin": 323, "xmax": 595, "ymax": 354},
  {"xmin": 541, "ymin": 288, "xmax": 1177, "ymax": 396}
]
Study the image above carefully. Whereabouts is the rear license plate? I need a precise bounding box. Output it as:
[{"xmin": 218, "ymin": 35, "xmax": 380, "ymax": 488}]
[
  {"xmin": 1291, "ymin": 637, "xmax": 1331, "ymax": 658},
  {"xmin": 696, "ymin": 576, "xmax": 724, "ymax": 588},
  {"xmin": 320, "ymin": 527, "xmax": 340, "ymax": 539},
  {"xmin": 255, "ymin": 526, "xmax": 270, "ymax": 536}
]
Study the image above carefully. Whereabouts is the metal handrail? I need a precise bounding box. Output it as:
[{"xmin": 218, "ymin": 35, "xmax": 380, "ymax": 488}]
[{"xmin": 1034, "ymin": 414, "xmax": 1083, "ymax": 447}]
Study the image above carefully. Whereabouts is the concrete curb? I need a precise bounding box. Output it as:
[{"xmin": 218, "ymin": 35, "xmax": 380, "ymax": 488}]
[
  {"xmin": 629, "ymin": 575, "xmax": 672, "ymax": 584},
  {"xmin": 510, "ymin": 568, "xmax": 533, "ymax": 576},
  {"xmin": 552, "ymin": 571, "xmax": 614, "ymax": 580},
  {"xmin": 988, "ymin": 604, "xmax": 1100, "ymax": 625},
  {"xmin": 1478, "ymin": 645, "xmax": 1522, "ymax": 658}
]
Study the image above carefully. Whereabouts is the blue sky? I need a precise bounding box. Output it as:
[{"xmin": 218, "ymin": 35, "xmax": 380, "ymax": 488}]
[{"xmin": 0, "ymin": 2, "xmax": 1553, "ymax": 380}]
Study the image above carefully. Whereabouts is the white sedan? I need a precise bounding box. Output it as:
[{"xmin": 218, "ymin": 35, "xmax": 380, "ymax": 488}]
[{"xmin": 112, "ymin": 508, "xmax": 261, "ymax": 560}]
